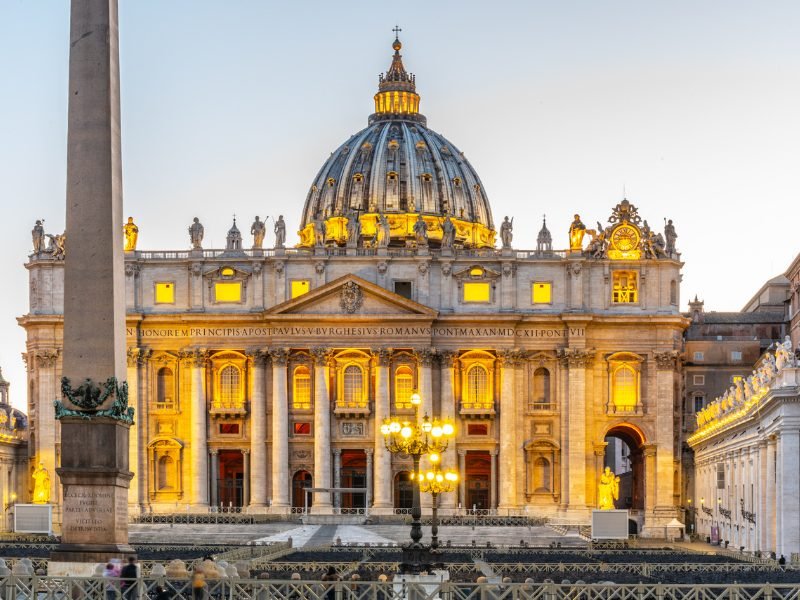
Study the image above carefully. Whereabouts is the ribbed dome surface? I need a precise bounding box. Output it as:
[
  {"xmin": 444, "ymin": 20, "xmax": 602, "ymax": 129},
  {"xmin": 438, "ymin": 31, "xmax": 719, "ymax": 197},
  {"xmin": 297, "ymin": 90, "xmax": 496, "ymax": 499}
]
[{"xmin": 299, "ymin": 120, "xmax": 493, "ymax": 230}]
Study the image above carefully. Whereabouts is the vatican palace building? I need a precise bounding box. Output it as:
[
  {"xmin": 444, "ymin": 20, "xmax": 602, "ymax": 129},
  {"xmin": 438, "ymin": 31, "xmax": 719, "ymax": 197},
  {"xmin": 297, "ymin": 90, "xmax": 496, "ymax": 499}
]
[{"xmin": 20, "ymin": 36, "xmax": 689, "ymax": 538}]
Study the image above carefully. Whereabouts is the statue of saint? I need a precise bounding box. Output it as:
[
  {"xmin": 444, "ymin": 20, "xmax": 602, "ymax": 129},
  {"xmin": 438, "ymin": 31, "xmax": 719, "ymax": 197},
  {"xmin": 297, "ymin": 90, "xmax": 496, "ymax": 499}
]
[
  {"xmin": 274, "ymin": 215, "xmax": 286, "ymax": 249},
  {"xmin": 664, "ymin": 219, "xmax": 677, "ymax": 255},
  {"xmin": 376, "ymin": 214, "xmax": 390, "ymax": 248},
  {"xmin": 313, "ymin": 216, "xmax": 327, "ymax": 247},
  {"xmin": 189, "ymin": 217, "xmax": 204, "ymax": 250},
  {"xmin": 250, "ymin": 216, "xmax": 266, "ymax": 248},
  {"xmin": 413, "ymin": 215, "xmax": 428, "ymax": 246},
  {"xmin": 346, "ymin": 211, "xmax": 361, "ymax": 248},
  {"xmin": 32, "ymin": 463, "xmax": 50, "ymax": 504},
  {"xmin": 31, "ymin": 220, "xmax": 45, "ymax": 254},
  {"xmin": 123, "ymin": 217, "xmax": 139, "ymax": 252},
  {"xmin": 46, "ymin": 233, "xmax": 66, "ymax": 260},
  {"xmin": 441, "ymin": 215, "xmax": 455, "ymax": 249},
  {"xmin": 597, "ymin": 466, "xmax": 620, "ymax": 510},
  {"xmin": 500, "ymin": 216, "xmax": 513, "ymax": 249},
  {"xmin": 568, "ymin": 214, "xmax": 586, "ymax": 252}
]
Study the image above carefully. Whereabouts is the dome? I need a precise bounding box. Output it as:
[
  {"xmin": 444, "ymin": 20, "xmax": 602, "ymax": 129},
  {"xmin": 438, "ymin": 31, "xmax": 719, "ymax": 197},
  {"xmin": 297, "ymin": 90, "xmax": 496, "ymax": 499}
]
[{"xmin": 298, "ymin": 35, "xmax": 495, "ymax": 249}]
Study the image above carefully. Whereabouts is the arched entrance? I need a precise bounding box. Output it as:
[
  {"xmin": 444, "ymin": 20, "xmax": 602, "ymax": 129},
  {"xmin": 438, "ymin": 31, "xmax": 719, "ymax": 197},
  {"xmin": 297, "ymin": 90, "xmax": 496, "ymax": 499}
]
[
  {"xmin": 602, "ymin": 424, "xmax": 646, "ymax": 510},
  {"xmin": 292, "ymin": 470, "xmax": 312, "ymax": 509},
  {"xmin": 394, "ymin": 471, "xmax": 413, "ymax": 509}
]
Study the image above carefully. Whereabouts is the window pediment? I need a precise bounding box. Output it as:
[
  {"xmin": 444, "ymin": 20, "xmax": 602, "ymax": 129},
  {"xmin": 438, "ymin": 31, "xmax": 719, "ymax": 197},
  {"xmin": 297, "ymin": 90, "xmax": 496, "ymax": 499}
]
[{"xmin": 453, "ymin": 265, "xmax": 501, "ymax": 282}]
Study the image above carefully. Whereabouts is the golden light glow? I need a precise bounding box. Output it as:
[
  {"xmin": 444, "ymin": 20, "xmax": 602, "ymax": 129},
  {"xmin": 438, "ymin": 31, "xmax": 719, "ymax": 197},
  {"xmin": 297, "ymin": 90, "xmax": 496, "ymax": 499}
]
[
  {"xmin": 442, "ymin": 423, "xmax": 454, "ymax": 436},
  {"xmin": 532, "ymin": 282, "xmax": 551, "ymax": 304},
  {"xmin": 374, "ymin": 90, "xmax": 420, "ymax": 115},
  {"xmin": 469, "ymin": 267, "xmax": 484, "ymax": 277},
  {"xmin": 429, "ymin": 452, "xmax": 440, "ymax": 463},
  {"xmin": 410, "ymin": 391, "xmax": 421, "ymax": 406},
  {"xmin": 155, "ymin": 282, "xmax": 175, "ymax": 304},
  {"xmin": 612, "ymin": 271, "xmax": 638, "ymax": 304},
  {"xmin": 612, "ymin": 364, "xmax": 638, "ymax": 410},
  {"xmin": 463, "ymin": 282, "xmax": 490, "ymax": 303},
  {"xmin": 221, "ymin": 267, "xmax": 235, "ymax": 277},
  {"xmin": 292, "ymin": 365, "xmax": 311, "ymax": 410},
  {"xmin": 291, "ymin": 280, "xmax": 310, "ymax": 299},
  {"xmin": 215, "ymin": 282, "xmax": 242, "ymax": 303}
]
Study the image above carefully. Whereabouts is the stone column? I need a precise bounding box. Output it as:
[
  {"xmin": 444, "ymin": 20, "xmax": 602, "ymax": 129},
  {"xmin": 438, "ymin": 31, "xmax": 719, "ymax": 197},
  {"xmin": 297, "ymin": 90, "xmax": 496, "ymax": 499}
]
[
  {"xmin": 126, "ymin": 348, "xmax": 150, "ymax": 512},
  {"xmin": 55, "ymin": 0, "xmax": 134, "ymax": 560},
  {"xmin": 757, "ymin": 441, "xmax": 767, "ymax": 552},
  {"xmin": 490, "ymin": 450, "xmax": 498, "ymax": 510},
  {"xmin": 372, "ymin": 348, "xmax": 392, "ymax": 510},
  {"xmin": 210, "ymin": 450, "xmax": 219, "ymax": 508},
  {"xmin": 561, "ymin": 349, "xmax": 592, "ymax": 511},
  {"xmin": 643, "ymin": 444, "xmax": 657, "ymax": 513},
  {"xmin": 247, "ymin": 350, "xmax": 267, "ymax": 508},
  {"xmin": 365, "ymin": 448, "xmax": 374, "ymax": 510},
  {"xmin": 497, "ymin": 350, "xmax": 519, "ymax": 511},
  {"xmin": 188, "ymin": 349, "xmax": 209, "ymax": 507},
  {"xmin": 653, "ymin": 351, "xmax": 677, "ymax": 511},
  {"xmin": 269, "ymin": 348, "xmax": 289, "ymax": 510},
  {"xmin": 242, "ymin": 450, "xmax": 250, "ymax": 508},
  {"xmin": 766, "ymin": 441, "xmax": 775, "ymax": 552},
  {"xmin": 416, "ymin": 348, "xmax": 435, "ymax": 510},
  {"xmin": 592, "ymin": 443, "xmax": 608, "ymax": 508},
  {"xmin": 778, "ymin": 430, "xmax": 800, "ymax": 557},
  {"xmin": 333, "ymin": 449, "xmax": 342, "ymax": 509},
  {"xmin": 439, "ymin": 351, "xmax": 457, "ymax": 510},
  {"xmin": 311, "ymin": 347, "xmax": 332, "ymax": 512},
  {"xmin": 458, "ymin": 450, "xmax": 466, "ymax": 510},
  {"xmin": 34, "ymin": 350, "xmax": 60, "ymax": 508}
]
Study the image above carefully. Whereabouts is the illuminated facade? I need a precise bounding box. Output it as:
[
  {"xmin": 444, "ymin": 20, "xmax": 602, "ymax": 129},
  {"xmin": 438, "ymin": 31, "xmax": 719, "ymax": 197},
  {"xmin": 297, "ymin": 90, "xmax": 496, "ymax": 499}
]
[{"xmin": 21, "ymin": 36, "xmax": 687, "ymax": 537}]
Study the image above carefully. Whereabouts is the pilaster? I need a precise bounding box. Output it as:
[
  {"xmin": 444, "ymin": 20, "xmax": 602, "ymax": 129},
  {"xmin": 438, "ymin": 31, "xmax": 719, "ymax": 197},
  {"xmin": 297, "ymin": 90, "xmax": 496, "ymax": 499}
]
[
  {"xmin": 311, "ymin": 347, "xmax": 332, "ymax": 512},
  {"xmin": 247, "ymin": 349, "xmax": 267, "ymax": 508},
  {"xmin": 269, "ymin": 348, "xmax": 290, "ymax": 510},
  {"xmin": 372, "ymin": 348, "xmax": 392, "ymax": 511}
]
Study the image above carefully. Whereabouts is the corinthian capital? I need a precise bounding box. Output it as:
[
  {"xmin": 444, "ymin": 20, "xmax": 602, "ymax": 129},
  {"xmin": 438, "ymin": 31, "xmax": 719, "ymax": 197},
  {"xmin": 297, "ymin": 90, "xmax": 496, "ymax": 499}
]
[
  {"xmin": 371, "ymin": 347, "xmax": 392, "ymax": 366},
  {"xmin": 497, "ymin": 349, "xmax": 524, "ymax": 367},
  {"xmin": 34, "ymin": 348, "xmax": 60, "ymax": 368},
  {"xmin": 126, "ymin": 347, "xmax": 152, "ymax": 367},
  {"xmin": 414, "ymin": 347, "xmax": 437, "ymax": 367},
  {"xmin": 310, "ymin": 347, "xmax": 332, "ymax": 365},
  {"xmin": 268, "ymin": 347, "xmax": 289, "ymax": 366},
  {"xmin": 438, "ymin": 350, "xmax": 458, "ymax": 367},
  {"xmin": 653, "ymin": 350, "xmax": 679, "ymax": 371},
  {"xmin": 557, "ymin": 347, "xmax": 594, "ymax": 368},
  {"xmin": 180, "ymin": 348, "xmax": 209, "ymax": 367},
  {"xmin": 245, "ymin": 348, "xmax": 266, "ymax": 365}
]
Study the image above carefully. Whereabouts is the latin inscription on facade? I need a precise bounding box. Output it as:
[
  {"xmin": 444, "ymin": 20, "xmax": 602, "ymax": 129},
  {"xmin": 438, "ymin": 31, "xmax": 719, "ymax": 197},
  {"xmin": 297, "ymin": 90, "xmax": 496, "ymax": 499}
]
[
  {"xmin": 61, "ymin": 486, "xmax": 128, "ymax": 543},
  {"xmin": 126, "ymin": 326, "xmax": 585, "ymax": 340}
]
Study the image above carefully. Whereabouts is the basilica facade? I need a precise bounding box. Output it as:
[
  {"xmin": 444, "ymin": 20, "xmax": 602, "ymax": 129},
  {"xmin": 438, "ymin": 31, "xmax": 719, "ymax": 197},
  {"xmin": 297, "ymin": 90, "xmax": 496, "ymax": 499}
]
[{"xmin": 21, "ymin": 36, "xmax": 687, "ymax": 537}]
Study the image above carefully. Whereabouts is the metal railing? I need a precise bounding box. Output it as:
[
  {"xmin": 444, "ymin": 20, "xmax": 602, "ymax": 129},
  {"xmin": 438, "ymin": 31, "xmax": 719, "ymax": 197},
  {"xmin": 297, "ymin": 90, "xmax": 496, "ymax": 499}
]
[{"xmin": 0, "ymin": 577, "xmax": 796, "ymax": 600}]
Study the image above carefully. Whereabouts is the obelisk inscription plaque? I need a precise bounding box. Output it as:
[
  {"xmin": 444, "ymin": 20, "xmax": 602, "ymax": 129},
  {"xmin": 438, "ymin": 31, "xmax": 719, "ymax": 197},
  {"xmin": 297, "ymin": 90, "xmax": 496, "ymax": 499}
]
[{"xmin": 52, "ymin": 0, "xmax": 134, "ymax": 563}]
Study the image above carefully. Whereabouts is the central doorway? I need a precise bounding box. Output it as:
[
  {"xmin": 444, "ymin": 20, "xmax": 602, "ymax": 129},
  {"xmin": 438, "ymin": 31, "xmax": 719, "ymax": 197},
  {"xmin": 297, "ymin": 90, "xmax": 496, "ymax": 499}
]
[
  {"xmin": 340, "ymin": 450, "xmax": 366, "ymax": 509},
  {"xmin": 465, "ymin": 451, "xmax": 491, "ymax": 510},
  {"xmin": 394, "ymin": 471, "xmax": 413, "ymax": 510},
  {"xmin": 218, "ymin": 450, "xmax": 244, "ymax": 508}
]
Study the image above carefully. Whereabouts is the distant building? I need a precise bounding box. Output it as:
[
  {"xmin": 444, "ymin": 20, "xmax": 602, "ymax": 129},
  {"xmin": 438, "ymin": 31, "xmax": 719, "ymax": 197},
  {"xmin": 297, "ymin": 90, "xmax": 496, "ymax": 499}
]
[
  {"xmin": 786, "ymin": 254, "xmax": 800, "ymax": 350},
  {"xmin": 0, "ymin": 367, "xmax": 30, "ymax": 531}
]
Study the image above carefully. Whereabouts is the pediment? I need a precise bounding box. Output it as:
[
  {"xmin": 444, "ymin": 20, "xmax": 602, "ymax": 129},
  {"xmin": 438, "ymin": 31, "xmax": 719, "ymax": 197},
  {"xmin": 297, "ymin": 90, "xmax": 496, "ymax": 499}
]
[{"xmin": 266, "ymin": 274, "xmax": 438, "ymax": 318}]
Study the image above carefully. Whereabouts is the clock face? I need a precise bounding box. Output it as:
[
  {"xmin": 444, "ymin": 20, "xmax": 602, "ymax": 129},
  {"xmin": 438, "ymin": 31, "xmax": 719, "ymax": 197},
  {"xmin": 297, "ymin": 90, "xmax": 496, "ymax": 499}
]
[{"xmin": 611, "ymin": 224, "xmax": 640, "ymax": 252}]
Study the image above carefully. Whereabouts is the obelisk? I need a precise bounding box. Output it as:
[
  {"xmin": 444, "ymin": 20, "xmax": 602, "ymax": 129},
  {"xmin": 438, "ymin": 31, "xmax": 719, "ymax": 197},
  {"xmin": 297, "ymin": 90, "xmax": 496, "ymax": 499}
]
[{"xmin": 51, "ymin": 0, "xmax": 134, "ymax": 566}]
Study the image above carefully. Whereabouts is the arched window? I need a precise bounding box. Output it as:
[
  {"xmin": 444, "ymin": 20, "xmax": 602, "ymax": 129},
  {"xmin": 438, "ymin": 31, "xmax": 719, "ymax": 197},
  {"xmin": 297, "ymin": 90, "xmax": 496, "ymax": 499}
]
[
  {"xmin": 466, "ymin": 365, "xmax": 489, "ymax": 409},
  {"xmin": 612, "ymin": 365, "xmax": 637, "ymax": 410},
  {"xmin": 157, "ymin": 455, "xmax": 175, "ymax": 491},
  {"xmin": 533, "ymin": 457, "xmax": 551, "ymax": 493},
  {"xmin": 156, "ymin": 367, "xmax": 174, "ymax": 409},
  {"xmin": 532, "ymin": 368, "xmax": 551, "ymax": 409},
  {"xmin": 293, "ymin": 366, "xmax": 311, "ymax": 410},
  {"xmin": 343, "ymin": 365, "xmax": 364, "ymax": 408},
  {"xmin": 395, "ymin": 365, "xmax": 414, "ymax": 410},
  {"xmin": 219, "ymin": 365, "xmax": 241, "ymax": 408}
]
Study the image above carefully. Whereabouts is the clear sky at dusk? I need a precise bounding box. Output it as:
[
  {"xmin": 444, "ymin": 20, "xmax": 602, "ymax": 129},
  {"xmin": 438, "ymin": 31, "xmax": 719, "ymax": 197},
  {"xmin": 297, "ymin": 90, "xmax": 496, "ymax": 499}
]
[{"xmin": 1, "ymin": 1, "xmax": 798, "ymax": 409}]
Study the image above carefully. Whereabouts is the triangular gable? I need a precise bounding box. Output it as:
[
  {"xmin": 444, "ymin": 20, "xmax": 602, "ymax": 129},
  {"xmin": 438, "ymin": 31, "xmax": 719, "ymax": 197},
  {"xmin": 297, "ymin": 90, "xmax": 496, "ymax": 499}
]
[{"xmin": 266, "ymin": 274, "xmax": 438, "ymax": 317}]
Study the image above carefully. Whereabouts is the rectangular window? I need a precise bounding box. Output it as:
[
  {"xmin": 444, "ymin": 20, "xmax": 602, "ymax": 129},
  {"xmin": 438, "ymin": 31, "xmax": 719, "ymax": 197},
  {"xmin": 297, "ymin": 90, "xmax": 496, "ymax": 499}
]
[
  {"xmin": 291, "ymin": 280, "xmax": 310, "ymax": 298},
  {"xmin": 532, "ymin": 282, "xmax": 552, "ymax": 304},
  {"xmin": 611, "ymin": 271, "xmax": 638, "ymax": 303},
  {"xmin": 394, "ymin": 281, "xmax": 412, "ymax": 299},
  {"xmin": 155, "ymin": 282, "xmax": 175, "ymax": 304},
  {"xmin": 215, "ymin": 282, "xmax": 242, "ymax": 303},
  {"xmin": 716, "ymin": 464, "xmax": 725, "ymax": 490},
  {"xmin": 693, "ymin": 352, "xmax": 704, "ymax": 361},
  {"xmin": 693, "ymin": 375, "xmax": 705, "ymax": 386},
  {"xmin": 219, "ymin": 423, "xmax": 240, "ymax": 435},
  {"xmin": 467, "ymin": 423, "xmax": 489, "ymax": 436},
  {"xmin": 463, "ymin": 282, "xmax": 491, "ymax": 303},
  {"xmin": 731, "ymin": 351, "xmax": 742, "ymax": 361},
  {"xmin": 293, "ymin": 422, "xmax": 311, "ymax": 435},
  {"xmin": 693, "ymin": 396, "xmax": 705, "ymax": 413}
]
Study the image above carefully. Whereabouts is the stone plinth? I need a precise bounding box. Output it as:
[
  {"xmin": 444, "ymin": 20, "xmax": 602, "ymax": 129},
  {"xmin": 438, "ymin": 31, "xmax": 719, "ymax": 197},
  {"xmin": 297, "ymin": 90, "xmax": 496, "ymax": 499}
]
[{"xmin": 52, "ymin": 419, "xmax": 134, "ymax": 562}]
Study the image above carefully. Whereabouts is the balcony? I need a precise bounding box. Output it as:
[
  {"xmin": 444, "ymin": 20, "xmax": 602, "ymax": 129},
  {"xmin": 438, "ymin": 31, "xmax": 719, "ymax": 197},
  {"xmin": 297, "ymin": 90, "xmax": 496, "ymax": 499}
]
[
  {"xmin": 527, "ymin": 402, "xmax": 557, "ymax": 413},
  {"xmin": 606, "ymin": 403, "xmax": 644, "ymax": 416},
  {"xmin": 209, "ymin": 400, "xmax": 248, "ymax": 418},
  {"xmin": 333, "ymin": 401, "xmax": 370, "ymax": 418},
  {"xmin": 459, "ymin": 402, "xmax": 496, "ymax": 419},
  {"xmin": 152, "ymin": 399, "xmax": 177, "ymax": 413}
]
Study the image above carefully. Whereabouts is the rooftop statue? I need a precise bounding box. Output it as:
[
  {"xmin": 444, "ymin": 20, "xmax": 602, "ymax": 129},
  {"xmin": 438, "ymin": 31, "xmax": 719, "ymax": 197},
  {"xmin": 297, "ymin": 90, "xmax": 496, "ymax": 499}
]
[
  {"xmin": 251, "ymin": 216, "xmax": 266, "ymax": 249},
  {"xmin": 46, "ymin": 232, "xmax": 66, "ymax": 260},
  {"xmin": 375, "ymin": 214, "xmax": 390, "ymax": 248},
  {"xmin": 123, "ymin": 216, "xmax": 138, "ymax": 252},
  {"xmin": 413, "ymin": 214, "xmax": 428, "ymax": 246},
  {"xmin": 568, "ymin": 214, "xmax": 586, "ymax": 252},
  {"xmin": 586, "ymin": 221, "xmax": 608, "ymax": 258},
  {"xmin": 189, "ymin": 217, "xmax": 204, "ymax": 250},
  {"xmin": 274, "ymin": 215, "xmax": 286, "ymax": 249},
  {"xmin": 346, "ymin": 210, "xmax": 361, "ymax": 248},
  {"xmin": 313, "ymin": 216, "xmax": 326, "ymax": 248},
  {"xmin": 500, "ymin": 216, "xmax": 513, "ymax": 249},
  {"xmin": 664, "ymin": 219, "xmax": 677, "ymax": 255},
  {"xmin": 31, "ymin": 220, "xmax": 45, "ymax": 254},
  {"xmin": 597, "ymin": 466, "xmax": 620, "ymax": 510},
  {"xmin": 32, "ymin": 463, "xmax": 50, "ymax": 504},
  {"xmin": 441, "ymin": 214, "xmax": 455, "ymax": 249}
]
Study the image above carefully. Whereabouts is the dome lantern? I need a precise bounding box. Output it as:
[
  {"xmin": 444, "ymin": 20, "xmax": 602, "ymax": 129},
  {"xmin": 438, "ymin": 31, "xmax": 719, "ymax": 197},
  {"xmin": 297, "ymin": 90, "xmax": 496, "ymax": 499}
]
[{"xmin": 371, "ymin": 29, "xmax": 424, "ymax": 125}]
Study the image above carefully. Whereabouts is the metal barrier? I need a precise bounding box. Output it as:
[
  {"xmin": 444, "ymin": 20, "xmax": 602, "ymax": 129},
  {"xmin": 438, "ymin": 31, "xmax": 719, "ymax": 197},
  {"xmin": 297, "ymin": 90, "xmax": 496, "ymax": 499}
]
[{"xmin": 0, "ymin": 577, "xmax": 796, "ymax": 600}]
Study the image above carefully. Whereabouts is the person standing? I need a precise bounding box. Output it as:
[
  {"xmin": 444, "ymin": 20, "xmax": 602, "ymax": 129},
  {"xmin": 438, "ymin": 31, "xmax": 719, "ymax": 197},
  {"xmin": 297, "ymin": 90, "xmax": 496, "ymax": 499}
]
[{"xmin": 119, "ymin": 556, "xmax": 139, "ymax": 599}]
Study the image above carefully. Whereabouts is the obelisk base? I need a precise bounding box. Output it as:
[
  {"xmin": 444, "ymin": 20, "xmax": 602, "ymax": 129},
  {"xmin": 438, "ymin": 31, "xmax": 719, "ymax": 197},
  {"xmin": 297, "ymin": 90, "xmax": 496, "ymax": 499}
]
[{"xmin": 51, "ymin": 419, "xmax": 135, "ymax": 564}]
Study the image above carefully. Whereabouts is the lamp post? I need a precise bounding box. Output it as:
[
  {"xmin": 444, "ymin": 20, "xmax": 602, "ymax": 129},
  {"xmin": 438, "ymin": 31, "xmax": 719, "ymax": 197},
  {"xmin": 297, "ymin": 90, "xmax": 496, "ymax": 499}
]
[
  {"xmin": 381, "ymin": 390, "xmax": 455, "ymax": 573},
  {"xmin": 417, "ymin": 454, "xmax": 458, "ymax": 551}
]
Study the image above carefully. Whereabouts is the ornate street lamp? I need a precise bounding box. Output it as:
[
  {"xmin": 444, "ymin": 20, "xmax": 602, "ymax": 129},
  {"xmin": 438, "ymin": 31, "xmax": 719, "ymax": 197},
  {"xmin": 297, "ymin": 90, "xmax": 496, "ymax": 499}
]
[
  {"xmin": 416, "ymin": 454, "xmax": 458, "ymax": 551},
  {"xmin": 381, "ymin": 390, "xmax": 455, "ymax": 573}
]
